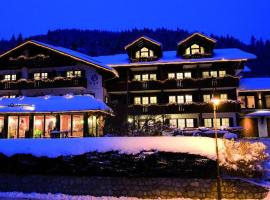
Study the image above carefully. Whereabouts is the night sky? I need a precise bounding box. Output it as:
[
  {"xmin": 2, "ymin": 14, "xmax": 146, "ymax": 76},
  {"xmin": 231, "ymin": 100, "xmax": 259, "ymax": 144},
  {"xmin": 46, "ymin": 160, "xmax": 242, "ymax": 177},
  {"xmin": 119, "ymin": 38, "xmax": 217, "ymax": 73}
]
[{"xmin": 1, "ymin": 0, "xmax": 269, "ymax": 43}]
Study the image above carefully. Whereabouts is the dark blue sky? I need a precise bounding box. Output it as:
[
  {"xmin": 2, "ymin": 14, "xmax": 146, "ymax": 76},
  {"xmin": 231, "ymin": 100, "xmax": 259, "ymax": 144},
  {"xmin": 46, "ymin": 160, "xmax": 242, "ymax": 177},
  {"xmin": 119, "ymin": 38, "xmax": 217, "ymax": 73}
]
[{"xmin": 1, "ymin": 0, "xmax": 269, "ymax": 43}]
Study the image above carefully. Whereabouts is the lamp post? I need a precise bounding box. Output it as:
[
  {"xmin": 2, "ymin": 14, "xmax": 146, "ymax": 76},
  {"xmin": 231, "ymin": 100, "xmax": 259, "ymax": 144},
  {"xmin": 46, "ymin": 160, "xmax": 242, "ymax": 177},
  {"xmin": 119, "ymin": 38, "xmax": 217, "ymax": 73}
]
[{"xmin": 211, "ymin": 97, "xmax": 222, "ymax": 200}]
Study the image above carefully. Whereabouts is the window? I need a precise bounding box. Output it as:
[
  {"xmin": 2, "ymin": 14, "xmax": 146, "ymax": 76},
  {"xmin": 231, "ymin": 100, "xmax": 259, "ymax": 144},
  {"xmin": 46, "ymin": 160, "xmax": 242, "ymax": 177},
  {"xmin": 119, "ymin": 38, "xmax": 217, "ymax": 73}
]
[
  {"xmin": 185, "ymin": 44, "xmax": 205, "ymax": 55},
  {"xmin": 203, "ymin": 95, "xmax": 211, "ymax": 102},
  {"xmin": 134, "ymin": 74, "xmax": 141, "ymax": 81},
  {"xmin": 219, "ymin": 70, "xmax": 226, "ymax": 77},
  {"xmin": 169, "ymin": 119, "xmax": 177, "ymax": 128},
  {"xmin": 135, "ymin": 47, "xmax": 154, "ymax": 58},
  {"xmin": 221, "ymin": 118, "xmax": 230, "ymax": 127},
  {"xmin": 134, "ymin": 97, "xmax": 141, "ymax": 105},
  {"xmin": 220, "ymin": 94, "xmax": 228, "ymax": 101},
  {"xmin": 168, "ymin": 73, "xmax": 175, "ymax": 79},
  {"xmin": 177, "ymin": 96, "xmax": 184, "ymax": 103},
  {"xmin": 210, "ymin": 71, "xmax": 218, "ymax": 77},
  {"xmin": 4, "ymin": 74, "xmax": 16, "ymax": 81},
  {"xmin": 186, "ymin": 119, "xmax": 194, "ymax": 128},
  {"xmin": 184, "ymin": 72, "xmax": 192, "ymax": 78},
  {"xmin": 176, "ymin": 73, "xmax": 184, "ymax": 79},
  {"xmin": 202, "ymin": 71, "xmax": 210, "ymax": 78},
  {"xmin": 72, "ymin": 115, "xmax": 84, "ymax": 137},
  {"xmin": 149, "ymin": 74, "xmax": 157, "ymax": 80},
  {"xmin": 142, "ymin": 74, "xmax": 149, "ymax": 81},
  {"xmin": 169, "ymin": 96, "xmax": 176, "ymax": 104},
  {"xmin": 67, "ymin": 71, "xmax": 73, "ymax": 78},
  {"xmin": 74, "ymin": 70, "xmax": 81, "ymax": 77},
  {"xmin": 150, "ymin": 96, "xmax": 157, "ymax": 104},
  {"xmin": 204, "ymin": 118, "xmax": 212, "ymax": 127},
  {"xmin": 34, "ymin": 72, "xmax": 48, "ymax": 80},
  {"xmin": 34, "ymin": 73, "xmax": 40, "ymax": 80},
  {"xmin": 142, "ymin": 97, "xmax": 149, "ymax": 105},
  {"xmin": 214, "ymin": 118, "xmax": 221, "ymax": 128},
  {"xmin": 185, "ymin": 95, "xmax": 193, "ymax": 103},
  {"xmin": 178, "ymin": 119, "xmax": 185, "ymax": 129},
  {"xmin": 239, "ymin": 96, "xmax": 246, "ymax": 108},
  {"xmin": 266, "ymin": 95, "xmax": 270, "ymax": 108},
  {"xmin": 247, "ymin": 96, "xmax": 255, "ymax": 108}
]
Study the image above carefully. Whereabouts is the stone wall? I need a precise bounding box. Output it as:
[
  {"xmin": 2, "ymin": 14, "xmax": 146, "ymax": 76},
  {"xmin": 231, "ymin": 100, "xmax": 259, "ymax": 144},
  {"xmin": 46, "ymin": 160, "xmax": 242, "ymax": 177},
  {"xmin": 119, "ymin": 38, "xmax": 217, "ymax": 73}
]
[{"xmin": 0, "ymin": 175, "xmax": 268, "ymax": 199}]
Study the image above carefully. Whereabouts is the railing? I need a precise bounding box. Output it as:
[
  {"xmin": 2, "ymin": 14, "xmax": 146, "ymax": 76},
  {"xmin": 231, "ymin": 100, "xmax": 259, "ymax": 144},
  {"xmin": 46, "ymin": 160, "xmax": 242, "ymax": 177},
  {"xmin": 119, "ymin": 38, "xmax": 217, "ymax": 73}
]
[
  {"xmin": 128, "ymin": 101, "xmax": 240, "ymax": 115},
  {"xmin": 0, "ymin": 77, "xmax": 87, "ymax": 90},
  {"xmin": 129, "ymin": 80, "xmax": 162, "ymax": 90}
]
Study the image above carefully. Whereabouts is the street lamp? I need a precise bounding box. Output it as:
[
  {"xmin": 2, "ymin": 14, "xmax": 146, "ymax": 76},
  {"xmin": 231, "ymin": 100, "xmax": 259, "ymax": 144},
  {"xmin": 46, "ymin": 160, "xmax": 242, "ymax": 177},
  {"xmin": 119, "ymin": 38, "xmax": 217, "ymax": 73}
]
[{"xmin": 211, "ymin": 97, "xmax": 222, "ymax": 200}]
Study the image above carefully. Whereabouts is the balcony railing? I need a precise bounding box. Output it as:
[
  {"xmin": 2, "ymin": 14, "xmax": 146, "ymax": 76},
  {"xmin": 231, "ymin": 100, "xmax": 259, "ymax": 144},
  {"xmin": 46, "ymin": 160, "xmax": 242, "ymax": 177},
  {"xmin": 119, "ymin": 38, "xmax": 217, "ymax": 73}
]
[
  {"xmin": 128, "ymin": 101, "xmax": 240, "ymax": 115},
  {"xmin": 0, "ymin": 77, "xmax": 87, "ymax": 90}
]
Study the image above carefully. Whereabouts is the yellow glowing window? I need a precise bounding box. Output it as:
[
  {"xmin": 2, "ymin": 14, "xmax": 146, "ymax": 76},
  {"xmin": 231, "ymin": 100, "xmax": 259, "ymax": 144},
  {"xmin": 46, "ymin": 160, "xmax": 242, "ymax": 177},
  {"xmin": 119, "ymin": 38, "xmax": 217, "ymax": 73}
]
[
  {"xmin": 134, "ymin": 74, "xmax": 141, "ymax": 81},
  {"xmin": 184, "ymin": 72, "xmax": 192, "ymax": 78},
  {"xmin": 266, "ymin": 95, "xmax": 270, "ymax": 108},
  {"xmin": 239, "ymin": 96, "xmax": 246, "ymax": 108},
  {"xmin": 185, "ymin": 95, "xmax": 193, "ymax": 103},
  {"xmin": 178, "ymin": 119, "xmax": 185, "ymax": 129},
  {"xmin": 204, "ymin": 119, "xmax": 212, "ymax": 127},
  {"xmin": 210, "ymin": 71, "xmax": 218, "ymax": 77},
  {"xmin": 168, "ymin": 73, "xmax": 175, "ymax": 79},
  {"xmin": 134, "ymin": 97, "xmax": 141, "ymax": 105},
  {"xmin": 142, "ymin": 74, "xmax": 148, "ymax": 81},
  {"xmin": 142, "ymin": 97, "xmax": 149, "ymax": 105},
  {"xmin": 67, "ymin": 71, "xmax": 73, "ymax": 78},
  {"xmin": 221, "ymin": 118, "xmax": 230, "ymax": 127},
  {"xmin": 219, "ymin": 70, "xmax": 226, "ymax": 77},
  {"xmin": 203, "ymin": 95, "xmax": 211, "ymax": 102},
  {"xmin": 176, "ymin": 73, "xmax": 183, "ymax": 79},
  {"xmin": 150, "ymin": 96, "xmax": 157, "ymax": 104},
  {"xmin": 177, "ymin": 96, "xmax": 184, "ymax": 104},
  {"xmin": 169, "ymin": 96, "xmax": 176, "ymax": 104},
  {"xmin": 149, "ymin": 74, "xmax": 157, "ymax": 80},
  {"xmin": 186, "ymin": 119, "xmax": 194, "ymax": 128},
  {"xmin": 247, "ymin": 96, "xmax": 255, "ymax": 108},
  {"xmin": 74, "ymin": 70, "xmax": 81, "ymax": 77},
  {"xmin": 191, "ymin": 44, "xmax": 200, "ymax": 54},
  {"xmin": 170, "ymin": 119, "xmax": 177, "ymax": 128},
  {"xmin": 220, "ymin": 94, "xmax": 228, "ymax": 101}
]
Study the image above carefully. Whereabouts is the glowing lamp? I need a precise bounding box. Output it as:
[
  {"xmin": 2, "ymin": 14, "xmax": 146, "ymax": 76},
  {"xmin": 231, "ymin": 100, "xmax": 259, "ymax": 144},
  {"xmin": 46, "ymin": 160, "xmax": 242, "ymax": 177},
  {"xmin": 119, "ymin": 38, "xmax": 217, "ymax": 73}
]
[
  {"xmin": 211, "ymin": 98, "xmax": 220, "ymax": 106},
  {"xmin": 127, "ymin": 117, "xmax": 133, "ymax": 123}
]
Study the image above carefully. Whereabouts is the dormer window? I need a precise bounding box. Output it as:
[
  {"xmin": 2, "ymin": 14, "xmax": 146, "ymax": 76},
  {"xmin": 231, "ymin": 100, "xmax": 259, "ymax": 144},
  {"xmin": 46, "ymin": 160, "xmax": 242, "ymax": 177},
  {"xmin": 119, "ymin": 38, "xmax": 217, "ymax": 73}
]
[
  {"xmin": 185, "ymin": 44, "xmax": 205, "ymax": 55},
  {"xmin": 135, "ymin": 47, "xmax": 154, "ymax": 59}
]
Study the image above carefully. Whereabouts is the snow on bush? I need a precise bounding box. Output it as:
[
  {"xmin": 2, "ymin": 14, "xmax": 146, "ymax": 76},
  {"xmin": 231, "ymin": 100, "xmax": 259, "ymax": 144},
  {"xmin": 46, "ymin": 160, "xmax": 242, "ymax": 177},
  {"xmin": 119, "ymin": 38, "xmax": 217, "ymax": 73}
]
[{"xmin": 220, "ymin": 139, "xmax": 268, "ymax": 177}]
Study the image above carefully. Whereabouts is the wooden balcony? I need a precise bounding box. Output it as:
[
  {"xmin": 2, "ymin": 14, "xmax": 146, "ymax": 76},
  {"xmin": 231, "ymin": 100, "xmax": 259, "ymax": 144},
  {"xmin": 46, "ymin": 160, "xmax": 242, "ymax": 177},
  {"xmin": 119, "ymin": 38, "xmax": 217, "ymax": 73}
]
[
  {"xmin": 197, "ymin": 76, "xmax": 239, "ymax": 88},
  {"xmin": 0, "ymin": 77, "xmax": 87, "ymax": 90},
  {"xmin": 129, "ymin": 80, "xmax": 162, "ymax": 91},
  {"xmin": 128, "ymin": 101, "xmax": 240, "ymax": 115}
]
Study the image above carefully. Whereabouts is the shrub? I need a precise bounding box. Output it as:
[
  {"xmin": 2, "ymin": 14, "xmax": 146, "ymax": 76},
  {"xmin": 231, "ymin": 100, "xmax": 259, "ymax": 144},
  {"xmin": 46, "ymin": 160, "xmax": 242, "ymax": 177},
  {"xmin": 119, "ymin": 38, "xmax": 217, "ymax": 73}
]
[{"xmin": 220, "ymin": 139, "xmax": 268, "ymax": 177}]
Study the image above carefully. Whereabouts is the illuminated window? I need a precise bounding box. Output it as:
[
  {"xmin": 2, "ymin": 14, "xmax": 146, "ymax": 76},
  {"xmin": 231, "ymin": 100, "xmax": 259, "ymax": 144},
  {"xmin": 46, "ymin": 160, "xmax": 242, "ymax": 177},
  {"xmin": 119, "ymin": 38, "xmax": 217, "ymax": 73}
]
[
  {"xmin": 239, "ymin": 96, "xmax": 246, "ymax": 108},
  {"xmin": 214, "ymin": 118, "xmax": 221, "ymax": 128},
  {"xmin": 142, "ymin": 74, "xmax": 149, "ymax": 81},
  {"xmin": 169, "ymin": 96, "xmax": 176, "ymax": 104},
  {"xmin": 135, "ymin": 47, "xmax": 154, "ymax": 58},
  {"xmin": 8, "ymin": 116, "xmax": 19, "ymax": 138},
  {"xmin": 134, "ymin": 74, "xmax": 141, "ymax": 81},
  {"xmin": 150, "ymin": 96, "xmax": 157, "ymax": 104},
  {"xmin": 177, "ymin": 95, "xmax": 184, "ymax": 103},
  {"xmin": 219, "ymin": 70, "xmax": 226, "ymax": 77},
  {"xmin": 210, "ymin": 71, "xmax": 218, "ymax": 77},
  {"xmin": 204, "ymin": 119, "xmax": 212, "ymax": 127},
  {"xmin": 34, "ymin": 73, "xmax": 40, "ymax": 80},
  {"xmin": 149, "ymin": 74, "xmax": 157, "ymax": 80},
  {"xmin": 134, "ymin": 97, "xmax": 141, "ymax": 105},
  {"xmin": 202, "ymin": 71, "xmax": 210, "ymax": 78},
  {"xmin": 168, "ymin": 73, "xmax": 175, "ymax": 79},
  {"xmin": 185, "ymin": 44, "xmax": 204, "ymax": 55},
  {"xmin": 45, "ymin": 115, "xmax": 56, "ymax": 138},
  {"xmin": 41, "ymin": 73, "xmax": 48, "ymax": 79},
  {"xmin": 184, "ymin": 72, "xmax": 192, "ymax": 78},
  {"xmin": 67, "ymin": 71, "xmax": 73, "ymax": 78},
  {"xmin": 185, "ymin": 95, "xmax": 193, "ymax": 103},
  {"xmin": 88, "ymin": 115, "xmax": 97, "ymax": 136},
  {"xmin": 72, "ymin": 115, "xmax": 84, "ymax": 137},
  {"xmin": 142, "ymin": 97, "xmax": 149, "ymax": 105},
  {"xmin": 60, "ymin": 115, "xmax": 71, "ymax": 137},
  {"xmin": 186, "ymin": 119, "xmax": 194, "ymax": 128},
  {"xmin": 203, "ymin": 94, "xmax": 211, "ymax": 102},
  {"xmin": 4, "ymin": 74, "xmax": 16, "ymax": 81},
  {"xmin": 34, "ymin": 73, "xmax": 48, "ymax": 80},
  {"xmin": 9, "ymin": 95, "xmax": 16, "ymax": 98},
  {"xmin": 247, "ymin": 96, "xmax": 255, "ymax": 108},
  {"xmin": 221, "ymin": 118, "xmax": 230, "ymax": 127},
  {"xmin": 178, "ymin": 119, "xmax": 185, "ymax": 129},
  {"xmin": 176, "ymin": 73, "xmax": 183, "ymax": 79},
  {"xmin": 266, "ymin": 95, "xmax": 270, "ymax": 108},
  {"xmin": 220, "ymin": 94, "xmax": 228, "ymax": 101},
  {"xmin": 169, "ymin": 119, "xmax": 177, "ymax": 128},
  {"xmin": 74, "ymin": 70, "xmax": 81, "ymax": 77}
]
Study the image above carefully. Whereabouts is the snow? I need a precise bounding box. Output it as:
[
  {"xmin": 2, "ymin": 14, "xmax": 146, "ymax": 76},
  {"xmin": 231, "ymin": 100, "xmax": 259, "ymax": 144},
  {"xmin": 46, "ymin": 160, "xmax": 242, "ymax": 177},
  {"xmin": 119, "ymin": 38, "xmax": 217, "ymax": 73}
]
[
  {"xmin": 0, "ymin": 95, "xmax": 111, "ymax": 113},
  {"xmin": 246, "ymin": 110, "xmax": 270, "ymax": 117},
  {"xmin": 239, "ymin": 78, "xmax": 270, "ymax": 91},
  {"xmin": 0, "ymin": 192, "xmax": 193, "ymax": 200},
  {"xmin": 0, "ymin": 136, "xmax": 223, "ymax": 159},
  {"xmin": 94, "ymin": 49, "xmax": 256, "ymax": 66}
]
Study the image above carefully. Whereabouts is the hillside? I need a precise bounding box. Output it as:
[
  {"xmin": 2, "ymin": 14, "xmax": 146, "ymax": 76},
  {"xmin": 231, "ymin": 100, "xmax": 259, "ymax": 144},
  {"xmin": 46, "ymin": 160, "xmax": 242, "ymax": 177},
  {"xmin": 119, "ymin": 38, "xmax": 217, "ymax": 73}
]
[{"xmin": 0, "ymin": 28, "xmax": 269, "ymax": 77}]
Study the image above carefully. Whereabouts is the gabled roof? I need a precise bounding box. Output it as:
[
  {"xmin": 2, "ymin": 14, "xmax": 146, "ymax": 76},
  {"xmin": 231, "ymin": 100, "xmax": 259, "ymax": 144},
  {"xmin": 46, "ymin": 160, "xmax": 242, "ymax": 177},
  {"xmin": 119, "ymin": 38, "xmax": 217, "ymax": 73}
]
[
  {"xmin": 0, "ymin": 95, "xmax": 111, "ymax": 114},
  {"xmin": 177, "ymin": 32, "xmax": 217, "ymax": 46},
  {"xmin": 0, "ymin": 40, "xmax": 118, "ymax": 78},
  {"xmin": 124, "ymin": 36, "xmax": 162, "ymax": 50},
  {"xmin": 239, "ymin": 78, "xmax": 270, "ymax": 91},
  {"xmin": 94, "ymin": 48, "xmax": 256, "ymax": 67}
]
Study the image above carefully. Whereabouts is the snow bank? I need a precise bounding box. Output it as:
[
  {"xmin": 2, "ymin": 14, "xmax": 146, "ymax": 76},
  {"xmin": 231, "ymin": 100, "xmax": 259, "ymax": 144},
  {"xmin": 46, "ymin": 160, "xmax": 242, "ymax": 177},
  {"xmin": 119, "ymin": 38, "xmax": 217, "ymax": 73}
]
[{"xmin": 0, "ymin": 137, "xmax": 223, "ymax": 160}]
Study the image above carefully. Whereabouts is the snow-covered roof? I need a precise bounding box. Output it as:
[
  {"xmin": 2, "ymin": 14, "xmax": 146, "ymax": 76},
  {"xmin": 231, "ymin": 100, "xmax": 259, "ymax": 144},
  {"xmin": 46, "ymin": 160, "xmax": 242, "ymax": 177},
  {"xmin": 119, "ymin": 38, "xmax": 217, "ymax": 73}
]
[
  {"xmin": 94, "ymin": 48, "xmax": 256, "ymax": 67},
  {"xmin": 177, "ymin": 32, "xmax": 216, "ymax": 46},
  {"xmin": 0, "ymin": 40, "xmax": 118, "ymax": 78},
  {"xmin": 124, "ymin": 36, "xmax": 162, "ymax": 50},
  {"xmin": 239, "ymin": 78, "xmax": 270, "ymax": 91},
  {"xmin": 246, "ymin": 110, "xmax": 270, "ymax": 117},
  {"xmin": 0, "ymin": 95, "xmax": 111, "ymax": 114}
]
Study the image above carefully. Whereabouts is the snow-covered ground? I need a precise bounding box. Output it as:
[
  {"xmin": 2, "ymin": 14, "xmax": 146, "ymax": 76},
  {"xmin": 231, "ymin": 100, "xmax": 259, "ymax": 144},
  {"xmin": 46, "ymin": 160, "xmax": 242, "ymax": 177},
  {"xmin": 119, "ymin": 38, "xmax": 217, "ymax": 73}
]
[
  {"xmin": 0, "ymin": 137, "xmax": 223, "ymax": 160},
  {"xmin": 0, "ymin": 192, "xmax": 192, "ymax": 200}
]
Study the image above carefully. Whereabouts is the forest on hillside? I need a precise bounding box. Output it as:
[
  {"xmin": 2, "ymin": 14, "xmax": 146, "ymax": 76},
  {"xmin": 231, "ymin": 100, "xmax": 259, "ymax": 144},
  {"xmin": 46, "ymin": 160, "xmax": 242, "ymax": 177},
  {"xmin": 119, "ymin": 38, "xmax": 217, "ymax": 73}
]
[{"xmin": 0, "ymin": 28, "xmax": 269, "ymax": 77}]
